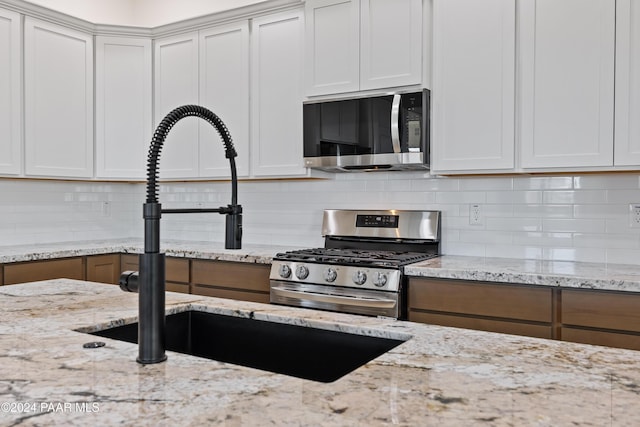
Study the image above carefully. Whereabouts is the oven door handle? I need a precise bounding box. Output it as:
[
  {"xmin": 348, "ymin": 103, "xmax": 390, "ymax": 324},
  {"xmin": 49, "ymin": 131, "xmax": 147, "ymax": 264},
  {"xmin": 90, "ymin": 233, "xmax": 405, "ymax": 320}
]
[{"xmin": 271, "ymin": 286, "xmax": 397, "ymax": 309}]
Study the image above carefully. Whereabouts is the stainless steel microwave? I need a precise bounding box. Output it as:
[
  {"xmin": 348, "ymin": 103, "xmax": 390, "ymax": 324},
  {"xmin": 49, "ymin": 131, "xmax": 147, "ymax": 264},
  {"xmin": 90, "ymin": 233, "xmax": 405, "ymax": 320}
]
[{"xmin": 303, "ymin": 89, "xmax": 429, "ymax": 172}]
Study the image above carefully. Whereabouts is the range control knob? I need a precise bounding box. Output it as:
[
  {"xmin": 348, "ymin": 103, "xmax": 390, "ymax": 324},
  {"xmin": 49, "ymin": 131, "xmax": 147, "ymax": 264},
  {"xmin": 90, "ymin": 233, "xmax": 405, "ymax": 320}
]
[
  {"xmin": 352, "ymin": 270, "xmax": 367, "ymax": 285},
  {"xmin": 372, "ymin": 272, "xmax": 388, "ymax": 287},
  {"xmin": 295, "ymin": 265, "xmax": 310, "ymax": 280},
  {"xmin": 324, "ymin": 268, "xmax": 338, "ymax": 283},
  {"xmin": 278, "ymin": 264, "xmax": 292, "ymax": 279}
]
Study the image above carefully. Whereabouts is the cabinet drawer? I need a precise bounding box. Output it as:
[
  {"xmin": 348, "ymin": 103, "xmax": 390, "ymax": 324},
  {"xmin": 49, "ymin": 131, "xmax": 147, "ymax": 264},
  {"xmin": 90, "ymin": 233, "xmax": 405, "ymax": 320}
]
[
  {"xmin": 166, "ymin": 258, "xmax": 189, "ymax": 283},
  {"xmin": 408, "ymin": 278, "xmax": 553, "ymax": 322},
  {"xmin": 119, "ymin": 255, "xmax": 189, "ymax": 284},
  {"xmin": 192, "ymin": 284, "xmax": 269, "ymax": 304},
  {"xmin": 561, "ymin": 289, "xmax": 640, "ymax": 333},
  {"xmin": 410, "ymin": 311, "xmax": 553, "ymax": 339},
  {"xmin": 5, "ymin": 257, "xmax": 84, "ymax": 285},
  {"xmin": 167, "ymin": 281, "xmax": 190, "ymax": 294},
  {"xmin": 191, "ymin": 260, "xmax": 270, "ymax": 293},
  {"xmin": 561, "ymin": 327, "xmax": 640, "ymax": 351},
  {"xmin": 86, "ymin": 254, "xmax": 120, "ymax": 284},
  {"xmin": 120, "ymin": 254, "xmax": 139, "ymax": 272}
]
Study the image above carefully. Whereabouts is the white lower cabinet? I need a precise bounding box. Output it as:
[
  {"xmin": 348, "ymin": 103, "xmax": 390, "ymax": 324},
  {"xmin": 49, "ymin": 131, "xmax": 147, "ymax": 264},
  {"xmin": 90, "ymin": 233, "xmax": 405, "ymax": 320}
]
[
  {"xmin": 24, "ymin": 18, "xmax": 94, "ymax": 178},
  {"xmin": 0, "ymin": 8, "xmax": 21, "ymax": 176},
  {"xmin": 95, "ymin": 36, "xmax": 152, "ymax": 179},
  {"xmin": 614, "ymin": 0, "xmax": 640, "ymax": 167},
  {"xmin": 251, "ymin": 9, "xmax": 307, "ymax": 177},
  {"xmin": 519, "ymin": 0, "xmax": 615, "ymax": 169},
  {"xmin": 431, "ymin": 0, "xmax": 515, "ymax": 173}
]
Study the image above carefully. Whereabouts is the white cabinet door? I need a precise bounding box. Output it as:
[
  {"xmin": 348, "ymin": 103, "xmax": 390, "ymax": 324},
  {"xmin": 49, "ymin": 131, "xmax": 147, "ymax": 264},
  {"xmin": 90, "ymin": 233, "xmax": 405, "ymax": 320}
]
[
  {"xmin": 251, "ymin": 10, "xmax": 307, "ymax": 177},
  {"xmin": 614, "ymin": 0, "xmax": 640, "ymax": 166},
  {"xmin": 199, "ymin": 22, "xmax": 250, "ymax": 178},
  {"xmin": 154, "ymin": 32, "xmax": 199, "ymax": 179},
  {"xmin": 95, "ymin": 36, "xmax": 152, "ymax": 179},
  {"xmin": 431, "ymin": 0, "xmax": 515, "ymax": 173},
  {"xmin": 24, "ymin": 18, "xmax": 93, "ymax": 178},
  {"xmin": 0, "ymin": 8, "xmax": 21, "ymax": 176},
  {"xmin": 304, "ymin": 0, "xmax": 360, "ymax": 95},
  {"xmin": 360, "ymin": 0, "xmax": 422, "ymax": 90},
  {"xmin": 519, "ymin": 0, "xmax": 615, "ymax": 169}
]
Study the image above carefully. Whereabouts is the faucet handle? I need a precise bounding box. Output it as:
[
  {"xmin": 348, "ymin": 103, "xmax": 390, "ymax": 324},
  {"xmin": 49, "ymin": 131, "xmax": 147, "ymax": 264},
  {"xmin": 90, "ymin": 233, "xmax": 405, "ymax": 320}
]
[
  {"xmin": 225, "ymin": 205, "xmax": 243, "ymax": 249},
  {"xmin": 119, "ymin": 271, "xmax": 139, "ymax": 293}
]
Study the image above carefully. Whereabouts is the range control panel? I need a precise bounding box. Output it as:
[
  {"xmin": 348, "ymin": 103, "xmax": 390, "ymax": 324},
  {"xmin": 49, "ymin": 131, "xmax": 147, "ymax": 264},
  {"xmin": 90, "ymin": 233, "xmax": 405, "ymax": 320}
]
[{"xmin": 355, "ymin": 214, "xmax": 399, "ymax": 228}]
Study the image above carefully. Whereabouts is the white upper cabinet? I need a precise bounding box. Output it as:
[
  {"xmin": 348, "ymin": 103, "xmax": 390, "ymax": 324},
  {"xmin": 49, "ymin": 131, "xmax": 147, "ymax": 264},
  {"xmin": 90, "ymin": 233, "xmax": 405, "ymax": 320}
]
[
  {"xmin": 304, "ymin": 0, "xmax": 360, "ymax": 95},
  {"xmin": 360, "ymin": 0, "xmax": 422, "ymax": 90},
  {"xmin": 251, "ymin": 10, "xmax": 307, "ymax": 176},
  {"xmin": 304, "ymin": 0, "xmax": 422, "ymax": 96},
  {"xmin": 431, "ymin": 0, "xmax": 515, "ymax": 173},
  {"xmin": 154, "ymin": 32, "xmax": 200, "ymax": 179},
  {"xmin": 0, "ymin": 8, "xmax": 21, "ymax": 176},
  {"xmin": 519, "ymin": 0, "xmax": 615, "ymax": 169},
  {"xmin": 199, "ymin": 22, "xmax": 250, "ymax": 178},
  {"xmin": 614, "ymin": 0, "xmax": 640, "ymax": 167},
  {"xmin": 24, "ymin": 18, "xmax": 93, "ymax": 178},
  {"xmin": 95, "ymin": 36, "xmax": 152, "ymax": 179}
]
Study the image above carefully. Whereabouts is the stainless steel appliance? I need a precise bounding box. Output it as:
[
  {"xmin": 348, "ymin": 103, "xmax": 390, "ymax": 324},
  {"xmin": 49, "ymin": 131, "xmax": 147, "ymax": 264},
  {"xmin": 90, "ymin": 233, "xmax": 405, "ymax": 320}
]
[
  {"xmin": 303, "ymin": 90, "xmax": 430, "ymax": 172},
  {"xmin": 270, "ymin": 209, "xmax": 440, "ymax": 319}
]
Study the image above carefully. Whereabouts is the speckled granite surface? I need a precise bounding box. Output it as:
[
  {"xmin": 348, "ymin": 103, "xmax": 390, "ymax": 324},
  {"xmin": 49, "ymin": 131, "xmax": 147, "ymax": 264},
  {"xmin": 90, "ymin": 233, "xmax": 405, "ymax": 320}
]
[
  {"xmin": 0, "ymin": 239, "xmax": 298, "ymax": 265},
  {"xmin": 405, "ymin": 255, "xmax": 640, "ymax": 293},
  {"xmin": 0, "ymin": 279, "xmax": 639, "ymax": 426},
  {"xmin": 2, "ymin": 241, "xmax": 640, "ymax": 293}
]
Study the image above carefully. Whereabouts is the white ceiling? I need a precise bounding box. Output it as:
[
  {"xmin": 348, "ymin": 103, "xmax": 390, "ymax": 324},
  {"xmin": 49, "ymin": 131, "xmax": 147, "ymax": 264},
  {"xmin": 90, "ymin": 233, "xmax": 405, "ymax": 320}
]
[{"xmin": 24, "ymin": 0, "xmax": 268, "ymax": 27}]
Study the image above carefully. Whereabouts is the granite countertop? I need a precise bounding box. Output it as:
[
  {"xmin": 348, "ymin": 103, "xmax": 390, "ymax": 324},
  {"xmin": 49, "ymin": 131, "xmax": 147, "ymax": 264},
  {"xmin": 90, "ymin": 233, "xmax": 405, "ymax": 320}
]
[
  {"xmin": 0, "ymin": 239, "xmax": 299, "ymax": 265},
  {"xmin": 1, "ymin": 279, "xmax": 639, "ymax": 426},
  {"xmin": 405, "ymin": 255, "xmax": 640, "ymax": 293},
  {"xmin": 2, "ymin": 240, "xmax": 640, "ymax": 293}
]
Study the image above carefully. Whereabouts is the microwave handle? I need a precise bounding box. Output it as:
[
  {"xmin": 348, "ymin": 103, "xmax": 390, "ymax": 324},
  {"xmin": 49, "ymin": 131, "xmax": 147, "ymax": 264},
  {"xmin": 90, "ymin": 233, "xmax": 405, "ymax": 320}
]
[{"xmin": 390, "ymin": 94, "xmax": 401, "ymax": 153}]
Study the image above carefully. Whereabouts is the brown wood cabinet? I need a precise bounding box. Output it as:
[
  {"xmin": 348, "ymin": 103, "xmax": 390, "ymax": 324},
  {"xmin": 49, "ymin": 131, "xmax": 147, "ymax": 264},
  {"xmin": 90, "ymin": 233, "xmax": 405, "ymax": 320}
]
[
  {"xmin": 191, "ymin": 260, "xmax": 270, "ymax": 304},
  {"xmin": 408, "ymin": 278, "xmax": 555, "ymax": 339},
  {"xmin": 4, "ymin": 257, "xmax": 84, "ymax": 285},
  {"xmin": 560, "ymin": 289, "xmax": 640, "ymax": 350},
  {"xmin": 86, "ymin": 254, "xmax": 120, "ymax": 284},
  {"xmin": 120, "ymin": 254, "xmax": 190, "ymax": 293}
]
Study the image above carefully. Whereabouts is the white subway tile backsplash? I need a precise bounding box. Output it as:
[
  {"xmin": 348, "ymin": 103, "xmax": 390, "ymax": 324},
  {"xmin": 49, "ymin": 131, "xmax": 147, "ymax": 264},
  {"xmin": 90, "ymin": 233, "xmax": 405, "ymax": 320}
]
[
  {"xmin": 513, "ymin": 204, "xmax": 573, "ymax": 218},
  {"xmin": 2, "ymin": 173, "xmax": 640, "ymax": 265},
  {"xmin": 543, "ymin": 190, "xmax": 608, "ymax": 204},
  {"xmin": 436, "ymin": 191, "xmax": 486, "ymax": 204},
  {"xmin": 486, "ymin": 245, "xmax": 543, "ymax": 260},
  {"xmin": 541, "ymin": 247, "xmax": 606, "ymax": 263},
  {"xmin": 486, "ymin": 191, "xmax": 542, "ymax": 204},
  {"xmin": 574, "ymin": 175, "xmax": 640, "ymax": 189},
  {"xmin": 513, "ymin": 176, "xmax": 573, "ymax": 190},
  {"xmin": 543, "ymin": 218, "xmax": 606, "ymax": 233},
  {"xmin": 512, "ymin": 232, "xmax": 573, "ymax": 246},
  {"xmin": 458, "ymin": 177, "xmax": 513, "ymax": 191}
]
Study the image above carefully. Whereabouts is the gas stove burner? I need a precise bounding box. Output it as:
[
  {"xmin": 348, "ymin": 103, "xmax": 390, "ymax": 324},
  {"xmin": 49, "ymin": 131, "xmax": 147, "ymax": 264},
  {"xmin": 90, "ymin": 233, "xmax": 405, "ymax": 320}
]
[{"xmin": 274, "ymin": 248, "xmax": 439, "ymax": 268}]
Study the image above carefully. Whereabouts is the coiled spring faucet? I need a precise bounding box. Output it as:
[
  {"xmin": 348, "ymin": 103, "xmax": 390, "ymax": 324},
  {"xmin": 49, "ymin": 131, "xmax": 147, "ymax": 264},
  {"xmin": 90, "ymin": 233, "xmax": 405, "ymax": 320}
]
[{"xmin": 120, "ymin": 105, "xmax": 242, "ymax": 364}]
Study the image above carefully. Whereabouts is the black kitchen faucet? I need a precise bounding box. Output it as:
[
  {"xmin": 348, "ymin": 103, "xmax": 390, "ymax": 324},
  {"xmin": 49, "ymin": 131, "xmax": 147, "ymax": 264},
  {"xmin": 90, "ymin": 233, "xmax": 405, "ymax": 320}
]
[{"xmin": 119, "ymin": 105, "xmax": 243, "ymax": 364}]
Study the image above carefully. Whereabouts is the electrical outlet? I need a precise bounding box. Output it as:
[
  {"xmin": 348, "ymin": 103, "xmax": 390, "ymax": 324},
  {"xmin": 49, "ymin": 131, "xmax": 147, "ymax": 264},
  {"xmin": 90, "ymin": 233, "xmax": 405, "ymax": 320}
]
[
  {"xmin": 469, "ymin": 204, "xmax": 482, "ymax": 225},
  {"xmin": 630, "ymin": 204, "xmax": 640, "ymax": 228}
]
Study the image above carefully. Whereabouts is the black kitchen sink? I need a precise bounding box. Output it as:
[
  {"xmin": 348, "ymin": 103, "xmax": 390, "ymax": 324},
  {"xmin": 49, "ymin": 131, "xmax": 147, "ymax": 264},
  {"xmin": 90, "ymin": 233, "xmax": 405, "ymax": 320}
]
[{"xmin": 87, "ymin": 310, "xmax": 407, "ymax": 383}]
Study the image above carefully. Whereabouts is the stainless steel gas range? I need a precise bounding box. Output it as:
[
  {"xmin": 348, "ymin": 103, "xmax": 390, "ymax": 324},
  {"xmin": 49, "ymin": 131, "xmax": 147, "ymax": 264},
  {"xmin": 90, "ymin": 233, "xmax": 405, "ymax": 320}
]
[{"xmin": 269, "ymin": 209, "xmax": 441, "ymax": 319}]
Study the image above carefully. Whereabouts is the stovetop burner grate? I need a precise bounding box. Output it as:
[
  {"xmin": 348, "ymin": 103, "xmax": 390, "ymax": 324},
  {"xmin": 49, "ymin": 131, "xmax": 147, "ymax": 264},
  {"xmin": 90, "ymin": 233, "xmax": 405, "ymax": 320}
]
[{"xmin": 274, "ymin": 248, "xmax": 439, "ymax": 268}]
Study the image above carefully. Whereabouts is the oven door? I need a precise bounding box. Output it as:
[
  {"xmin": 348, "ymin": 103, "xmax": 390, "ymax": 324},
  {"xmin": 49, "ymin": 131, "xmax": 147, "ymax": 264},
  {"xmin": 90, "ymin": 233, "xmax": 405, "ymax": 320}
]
[{"xmin": 270, "ymin": 281, "xmax": 400, "ymax": 318}]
